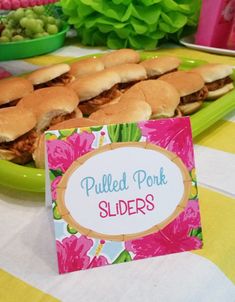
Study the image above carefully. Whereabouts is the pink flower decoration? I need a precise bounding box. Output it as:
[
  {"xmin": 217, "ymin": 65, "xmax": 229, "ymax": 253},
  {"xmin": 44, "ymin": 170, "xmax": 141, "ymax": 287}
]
[
  {"xmin": 47, "ymin": 132, "xmax": 95, "ymax": 173},
  {"xmin": 125, "ymin": 201, "xmax": 202, "ymax": 260},
  {"xmin": 51, "ymin": 176, "xmax": 62, "ymax": 201},
  {"xmin": 139, "ymin": 118, "xmax": 194, "ymax": 170},
  {"xmin": 56, "ymin": 235, "xmax": 109, "ymax": 274}
]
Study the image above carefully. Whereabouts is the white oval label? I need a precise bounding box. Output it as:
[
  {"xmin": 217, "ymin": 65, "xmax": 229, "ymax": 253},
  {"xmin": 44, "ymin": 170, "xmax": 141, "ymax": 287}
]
[{"xmin": 57, "ymin": 142, "xmax": 191, "ymax": 241}]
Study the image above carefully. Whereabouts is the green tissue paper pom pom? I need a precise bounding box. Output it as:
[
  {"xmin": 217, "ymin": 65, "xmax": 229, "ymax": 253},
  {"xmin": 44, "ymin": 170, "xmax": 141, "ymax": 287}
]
[{"xmin": 59, "ymin": 0, "xmax": 202, "ymax": 50}]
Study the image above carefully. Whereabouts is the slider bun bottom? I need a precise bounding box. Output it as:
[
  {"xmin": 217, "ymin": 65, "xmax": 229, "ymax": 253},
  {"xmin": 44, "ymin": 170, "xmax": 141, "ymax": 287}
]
[
  {"xmin": 178, "ymin": 101, "xmax": 203, "ymax": 115},
  {"xmin": 207, "ymin": 83, "xmax": 234, "ymax": 100}
]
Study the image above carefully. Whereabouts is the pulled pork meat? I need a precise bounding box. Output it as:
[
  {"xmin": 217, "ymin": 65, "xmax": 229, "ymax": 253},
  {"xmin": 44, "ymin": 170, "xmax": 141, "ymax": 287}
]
[
  {"xmin": 34, "ymin": 73, "xmax": 73, "ymax": 89},
  {"xmin": 79, "ymin": 84, "xmax": 122, "ymax": 115},
  {"xmin": 118, "ymin": 80, "xmax": 141, "ymax": 92},
  {"xmin": 0, "ymin": 130, "xmax": 38, "ymax": 164},
  {"xmin": 206, "ymin": 76, "xmax": 233, "ymax": 91},
  {"xmin": 180, "ymin": 86, "xmax": 208, "ymax": 104},
  {"xmin": 49, "ymin": 111, "xmax": 76, "ymax": 127}
]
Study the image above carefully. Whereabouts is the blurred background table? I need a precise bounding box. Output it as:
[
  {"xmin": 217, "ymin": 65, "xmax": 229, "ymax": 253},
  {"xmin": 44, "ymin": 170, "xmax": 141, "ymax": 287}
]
[{"xmin": 0, "ymin": 41, "xmax": 235, "ymax": 302}]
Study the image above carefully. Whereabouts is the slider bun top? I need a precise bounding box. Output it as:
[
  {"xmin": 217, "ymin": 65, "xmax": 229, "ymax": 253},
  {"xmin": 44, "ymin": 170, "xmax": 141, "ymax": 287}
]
[
  {"xmin": 191, "ymin": 64, "xmax": 233, "ymax": 83},
  {"xmin": 69, "ymin": 57, "xmax": 104, "ymax": 79},
  {"xmin": 140, "ymin": 56, "xmax": 181, "ymax": 77},
  {"xmin": 17, "ymin": 86, "xmax": 79, "ymax": 131},
  {"xmin": 100, "ymin": 49, "xmax": 140, "ymax": 68},
  {"xmin": 68, "ymin": 69, "xmax": 120, "ymax": 101},
  {"xmin": 90, "ymin": 100, "xmax": 152, "ymax": 124},
  {"xmin": 0, "ymin": 77, "xmax": 33, "ymax": 106},
  {"xmin": 109, "ymin": 63, "xmax": 147, "ymax": 82},
  {"xmin": 0, "ymin": 107, "xmax": 36, "ymax": 143},
  {"xmin": 33, "ymin": 117, "xmax": 99, "ymax": 168},
  {"xmin": 160, "ymin": 70, "xmax": 205, "ymax": 97},
  {"xmin": 120, "ymin": 80, "xmax": 180, "ymax": 118},
  {"xmin": 26, "ymin": 63, "xmax": 70, "ymax": 85}
]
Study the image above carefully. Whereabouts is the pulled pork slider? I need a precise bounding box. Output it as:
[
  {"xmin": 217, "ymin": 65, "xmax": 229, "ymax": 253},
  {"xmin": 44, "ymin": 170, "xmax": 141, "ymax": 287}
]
[
  {"xmin": 109, "ymin": 63, "xmax": 147, "ymax": 92},
  {"xmin": 0, "ymin": 77, "xmax": 33, "ymax": 108},
  {"xmin": 34, "ymin": 117, "xmax": 99, "ymax": 168},
  {"xmin": 90, "ymin": 100, "xmax": 152, "ymax": 124},
  {"xmin": 140, "ymin": 56, "xmax": 181, "ymax": 79},
  {"xmin": 100, "ymin": 49, "xmax": 140, "ymax": 68},
  {"xmin": 191, "ymin": 64, "xmax": 234, "ymax": 100},
  {"xmin": 26, "ymin": 64, "xmax": 74, "ymax": 89},
  {"xmin": 17, "ymin": 86, "xmax": 81, "ymax": 132},
  {"xmin": 68, "ymin": 69, "xmax": 121, "ymax": 115},
  {"xmin": 69, "ymin": 57, "xmax": 104, "ymax": 79},
  {"xmin": 0, "ymin": 107, "xmax": 37, "ymax": 164},
  {"xmin": 120, "ymin": 79, "xmax": 180, "ymax": 119},
  {"xmin": 160, "ymin": 70, "xmax": 208, "ymax": 115}
]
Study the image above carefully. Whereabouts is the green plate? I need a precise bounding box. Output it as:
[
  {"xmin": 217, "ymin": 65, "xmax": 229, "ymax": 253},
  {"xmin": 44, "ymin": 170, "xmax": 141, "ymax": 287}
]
[
  {"xmin": 0, "ymin": 22, "xmax": 69, "ymax": 61},
  {"xmin": 0, "ymin": 52, "xmax": 235, "ymax": 192}
]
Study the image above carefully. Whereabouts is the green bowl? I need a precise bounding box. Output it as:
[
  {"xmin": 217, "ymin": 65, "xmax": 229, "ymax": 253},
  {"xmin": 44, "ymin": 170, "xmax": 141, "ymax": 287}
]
[{"xmin": 0, "ymin": 23, "xmax": 69, "ymax": 61}]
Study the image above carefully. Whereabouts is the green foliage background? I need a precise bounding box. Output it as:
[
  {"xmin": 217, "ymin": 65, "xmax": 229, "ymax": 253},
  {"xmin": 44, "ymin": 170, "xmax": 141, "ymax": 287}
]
[{"xmin": 59, "ymin": 0, "xmax": 202, "ymax": 49}]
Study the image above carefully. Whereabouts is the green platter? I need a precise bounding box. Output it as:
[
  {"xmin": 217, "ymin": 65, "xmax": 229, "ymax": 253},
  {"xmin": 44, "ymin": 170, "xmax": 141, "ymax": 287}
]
[
  {"xmin": 0, "ymin": 22, "xmax": 69, "ymax": 61},
  {"xmin": 0, "ymin": 52, "xmax": 235, "ymax": 192}
]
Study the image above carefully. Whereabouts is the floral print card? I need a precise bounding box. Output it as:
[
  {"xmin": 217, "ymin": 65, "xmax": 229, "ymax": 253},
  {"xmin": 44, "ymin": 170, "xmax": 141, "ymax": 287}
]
[{"xmin": 45, "ymin": 117, "xmax": 203, "ymax": 274}]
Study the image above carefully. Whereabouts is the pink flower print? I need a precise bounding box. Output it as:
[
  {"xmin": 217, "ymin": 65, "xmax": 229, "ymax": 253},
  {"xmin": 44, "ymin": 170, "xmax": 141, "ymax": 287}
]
[
  {"xmin": 51, "ymin": 176, "xmax": 62, "ymax": 201},
  {"xmin": 125, "ymin": 201, "xmax": 202, "ymax": 260},
  {"xmin": 139, "ymin": 118, "xmax": 194, "ymax": 170},
  {"xmin": 56, "ymin": 235, "xmax": 109, "ymax": 274},
  {"xmin": 47, "ymin": 132, "xmax": 95, "ymax": 173}
]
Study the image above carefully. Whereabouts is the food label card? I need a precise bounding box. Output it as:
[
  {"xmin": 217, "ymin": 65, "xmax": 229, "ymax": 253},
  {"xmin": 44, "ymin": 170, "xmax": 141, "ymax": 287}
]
[{"xmin": 45, "ymin": 117, "xmax": 203, "ymax": 274}]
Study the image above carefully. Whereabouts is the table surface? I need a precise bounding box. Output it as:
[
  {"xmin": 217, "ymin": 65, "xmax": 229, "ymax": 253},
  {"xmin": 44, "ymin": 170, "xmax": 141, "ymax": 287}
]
[{"xmin": 0, "ymin": 41, "xmax": 235, "ymax": 302}]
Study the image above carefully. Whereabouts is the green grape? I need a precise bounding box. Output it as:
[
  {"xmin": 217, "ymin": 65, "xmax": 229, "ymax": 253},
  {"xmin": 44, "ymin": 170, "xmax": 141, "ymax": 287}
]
[
  {"xmin": 12, "ymin": 35, "xmax": 24, "ymax": 41},
  {"xmin": 33, "ymin": 24, "xmax": 44, "ymax": 34},
  {"xmin": 47, "ymin": 16, "xmax": 56, "ymax": 24},
  {"xmin": 20, "ymin": 17, "xmax": 28, "ymax": 28},
  {"xmin": 2, "ymin": 29, "xmax": 12, "ymax": 38},
  {"xmin": 0, "ymin": 36, "xmax": 10, "ymax": 42},
  {"xmin": 14, "ymin": 8, "xmax": 25, "ymax": 21},
  {"xmin": 34, "ymin": 33, "xmax": 44, "ymax": 39},
  {"xmin": 25, "ymin": 18, "xmax": 37, "ymax": 31},
  {"xmin": 36, "ymin": 19, "xmax": 44, "ymax": 27},
  {"xmin": 24, "ymin": 29, "xmax": 34, "ymax": 38},
  {"xmin": 7, "ymin": 19, "xmax": 18, "ymax": 28},
  {"xmin": 40, "ymin": 16, "xmax": 48, "ymax": 24},
  {"xmin": 47, "ymin": 24, "xmax": 58, "ymax": 35},
  {"xmin": 25, "ymin": 9, "xmax": 33, "ymax": 16},
  {"xmin": 42, "ymin": 32, "xmax": 49, "ymax": 37},
  {"xmin": 33, "ymin": 6, "xmax": 45, "ymax": 15}
]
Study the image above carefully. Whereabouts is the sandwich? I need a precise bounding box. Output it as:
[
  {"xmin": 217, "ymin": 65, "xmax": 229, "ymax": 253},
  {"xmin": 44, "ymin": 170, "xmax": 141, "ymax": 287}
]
[
  {"xmin": 0, "ymin": 107, "xmax": 37, "ymax": 164},
  {"xmin": 0, "ymin": 77, "xmax": 33, "ymax": 108},
  {"xmin": 100, "ymin": 49, "xmax": 141, "ymax": 68},
  {"xmin": 109, "ymin": 63, "xmax": 147, "ymax": 92},
  {"xmin": 140, "ymin": 56, "xmax": 181, "ymax": 79},
  {"xmin": 69, "ymin": 57, "xmax": 104, "ymax": 79},
  {"xmin": 191, "ymin": 64, "xmax": 234, "ymax": 100},
  {"xmin": 90, "ymin": 100, "xmax": 152, "ymax": 125},
  {"xmin": 120, "ymin": 79, "xmax": 180, "ymax": 119},
  {"xmin": 26, "ymin": 64, "xmax": 74, "ymax": 89},
  {"xmin": 68, "ymin": 69, "xmax": 121, "ymax": 115},
  {"xmin": 17, "ymin": 86, "xmax": 81, "ymax": 132},
  {"xmin": 33, "ymin": 117, "xmax": 99, "ymax": 168},
  {"xmin": 160, "ymin": 70, "xmax": 208, "ymax": 115}
]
